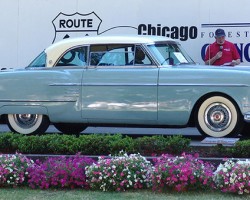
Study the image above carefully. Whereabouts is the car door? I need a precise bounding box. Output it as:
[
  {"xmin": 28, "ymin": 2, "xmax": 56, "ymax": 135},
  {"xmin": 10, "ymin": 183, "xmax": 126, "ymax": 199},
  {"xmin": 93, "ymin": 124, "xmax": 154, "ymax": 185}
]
[{"xmin": 81, "ymin": 44, "xmax": 158, "ymax": 124}]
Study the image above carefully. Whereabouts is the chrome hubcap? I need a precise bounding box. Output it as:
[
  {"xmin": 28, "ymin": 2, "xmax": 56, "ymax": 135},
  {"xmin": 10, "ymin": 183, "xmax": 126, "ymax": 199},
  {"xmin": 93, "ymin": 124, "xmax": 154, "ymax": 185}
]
[
  {"xmin": 204, "ymin": 103, "xmax": 231, "ymax": 132},
  {"xmin": 13, "ymin": 114, "xmax": 39, "ymax": 129}
]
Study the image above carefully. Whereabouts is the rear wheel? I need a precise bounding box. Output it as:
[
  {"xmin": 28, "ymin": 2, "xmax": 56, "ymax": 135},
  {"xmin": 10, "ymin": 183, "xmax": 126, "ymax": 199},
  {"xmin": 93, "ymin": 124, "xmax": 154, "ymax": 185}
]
[
  {"xmin": 53, "ymin": 123, "xmax": 87, "ymax": 134},
  {"xmin": 196, "ymin": 96, "xmax": 243, "ymax": 137},
  {"xmin": 7, "ymin": 114, "xmax": 50, "ymax": 135}
]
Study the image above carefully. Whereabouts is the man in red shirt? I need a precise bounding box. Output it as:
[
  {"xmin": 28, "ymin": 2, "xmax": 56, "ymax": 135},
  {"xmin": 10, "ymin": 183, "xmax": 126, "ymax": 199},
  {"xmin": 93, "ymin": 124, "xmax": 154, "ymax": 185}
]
[{"xmin": 205, "ymin": 29, "xmax": 240, "ymax": 66}]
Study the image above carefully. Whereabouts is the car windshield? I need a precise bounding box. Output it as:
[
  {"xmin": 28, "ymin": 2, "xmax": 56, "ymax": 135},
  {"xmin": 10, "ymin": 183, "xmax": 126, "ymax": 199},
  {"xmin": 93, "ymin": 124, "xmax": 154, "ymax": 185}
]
[
  {"xmin": 26, "ymin": 51, "xmax": 46, "ymax": 68},
  {"xmin": 147, "ymin": 42, "xmax": 195, "ymax": 66}
]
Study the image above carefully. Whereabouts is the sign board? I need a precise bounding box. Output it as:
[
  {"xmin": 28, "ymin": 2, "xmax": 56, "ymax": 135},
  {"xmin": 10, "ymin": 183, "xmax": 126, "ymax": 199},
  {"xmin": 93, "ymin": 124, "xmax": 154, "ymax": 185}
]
[
  {"xmin": 1, "ymin": 0, "xmax": 250, "ymax": 68},
  {"xmin": 201, "ymin": 137, "xmax": 240, "ymax": 146}
]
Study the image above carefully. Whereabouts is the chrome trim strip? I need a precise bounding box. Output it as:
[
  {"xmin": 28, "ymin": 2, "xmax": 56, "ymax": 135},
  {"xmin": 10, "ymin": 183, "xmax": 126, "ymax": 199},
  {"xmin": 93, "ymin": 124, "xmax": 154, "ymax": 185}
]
[
  {"xmin": 82, "ymin": 83, "xmax": 249, "ymax": 87},
  {"xmin": 0, "ymin": 100, "xmax": 76, "ymax": 103},
  {"xmin": 49, "ymin": 83, "xmax": 249, "ymax": 87},
  {"xmin": 49, "ymin": 83, "xmax": 81, "ymax": 86},
  {"xmin": 81, "ymin": 83, "xmax": 157, "ymax": 86},
  {"xmin": 159, "ymin": 83, "xmax": 249, "ymax": 87}
]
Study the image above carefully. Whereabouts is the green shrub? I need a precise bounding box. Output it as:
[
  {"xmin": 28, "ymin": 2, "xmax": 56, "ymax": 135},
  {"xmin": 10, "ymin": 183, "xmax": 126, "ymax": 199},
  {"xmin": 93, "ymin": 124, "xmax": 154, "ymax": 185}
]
[
  {"xmin": 232, "ymin": 140, "xmax": 250, "ymax": 158},
  {"xmin": 0, "ymin": 132, "xmax": 21, "ymax": 153},
  {"xmin": 165, "ymin": 135, "xmax": 191, "ymax": 154},
  {"xmin": 109, "ymin": 135, "xmax": 135, "ymax": 154},
  {"xmin": 76, "ymin": 134, "xmax": 123, "ymax": 155},
  {"xmin": 14, "ymin": 135, "xmax": 49, "ymax": 154},
  {"xmin": 134, "ymin": 135, "xmax": 190, "ymax": 156},
  {"xmin": 0, "ymin": 133, "xmax": 191, "ymax": 155},
  {"xmin": 3, "ymin": 133, "xmax": 250, "ymax": 158},
  {"xmin": 134, "ymin": 135, "xmax": 166, "ymax": 155},
  {"xmin": 46, "ymin": 134, "xmax": 79, "ymax": 154}
]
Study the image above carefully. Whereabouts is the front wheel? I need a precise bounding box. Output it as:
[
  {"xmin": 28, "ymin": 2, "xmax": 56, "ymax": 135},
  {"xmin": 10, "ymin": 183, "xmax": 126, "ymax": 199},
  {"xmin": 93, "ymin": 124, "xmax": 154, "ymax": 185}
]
[
  {"xmin": 196, "ymin": 96, "xmax": 243, "ymax": 137},
  {"xmin": 7, "ymin": 114, "xmax": 50, "ymax": 135}
]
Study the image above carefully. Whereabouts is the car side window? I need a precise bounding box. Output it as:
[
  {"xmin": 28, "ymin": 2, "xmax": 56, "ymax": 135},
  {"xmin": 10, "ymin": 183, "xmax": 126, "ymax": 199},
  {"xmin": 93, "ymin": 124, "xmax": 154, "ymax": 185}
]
[
  {"xmin": 89, "ymin": 44, "xmax": 153, "ymax": 66},
  {"xmin": 90, "ymin": 44, "xmax": 132, "ymax": 66},
  {"xmin": 55, "ymin": 46, "xmax": 87, "ymax": 67},
  {"xmin": 130, "ymin": 45, "xmax": 153, "ymax": 65}
]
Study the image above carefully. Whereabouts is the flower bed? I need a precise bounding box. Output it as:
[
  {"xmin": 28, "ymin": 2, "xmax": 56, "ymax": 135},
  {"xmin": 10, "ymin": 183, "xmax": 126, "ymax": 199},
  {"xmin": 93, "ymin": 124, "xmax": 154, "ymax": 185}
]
[
  {"xmin": 0, "ymin": 153, "xmax": 33, "ymax": 187},
  {"xmin": 27, "ymin": 154, "xmax": 94, "ymax": 189},
  {"xmin": 213, "ymin": 159, "xmax": 250, "ymax": 195},
  {"xmin": 151, "ymin": 153, "xmax": 215, "ymax": 192},
  {"xmin": 0, "ymin": 152, "xmax": 249, "ymax": 195},
  {"xmin": 85, "ymin": 151, "xmax": 152, "ymax": 191}
]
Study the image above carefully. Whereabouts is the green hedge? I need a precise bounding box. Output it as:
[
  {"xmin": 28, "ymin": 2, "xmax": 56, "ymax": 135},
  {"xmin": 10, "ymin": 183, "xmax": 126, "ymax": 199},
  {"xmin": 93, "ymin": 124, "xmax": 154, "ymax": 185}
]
[
  {"xmin": 0, "ymin": 132, "xmax": 249, "ymax": 157},
  {"xmin": 0, "ymin": 133, "xmax": 190, "ymax": 156},
  {"xmin": 232, "ymin": 140, "xmax": 250, "ymax": 158}
]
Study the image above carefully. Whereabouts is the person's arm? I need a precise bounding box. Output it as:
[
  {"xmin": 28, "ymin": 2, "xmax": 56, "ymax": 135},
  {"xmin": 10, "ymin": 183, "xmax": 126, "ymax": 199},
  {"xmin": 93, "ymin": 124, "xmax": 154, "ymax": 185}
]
[
  {"xmin": 205, "ymin": 51, "xmax": 222, "ymax": 65},
  {"xmin": 230, "ymin": 58, "xmax": 240, "ymax": 66},
  {"xmin": 230, "ymin": 43, "xmax": 241, "ymax": 66}
]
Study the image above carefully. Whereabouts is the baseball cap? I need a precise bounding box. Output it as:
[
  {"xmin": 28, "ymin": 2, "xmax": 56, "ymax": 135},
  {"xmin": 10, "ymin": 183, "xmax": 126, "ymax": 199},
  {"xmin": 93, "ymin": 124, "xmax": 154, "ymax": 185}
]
[{"xmin": 215, "ymin": 29, "xmax": 226, "ymax": 37}]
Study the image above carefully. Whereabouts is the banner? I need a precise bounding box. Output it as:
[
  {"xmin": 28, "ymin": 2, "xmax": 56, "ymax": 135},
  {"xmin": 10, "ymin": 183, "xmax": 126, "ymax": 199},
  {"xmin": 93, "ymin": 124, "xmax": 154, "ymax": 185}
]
[{"xmin": 1, "ymin": 0, "xmax": 250, "ymax": 68}]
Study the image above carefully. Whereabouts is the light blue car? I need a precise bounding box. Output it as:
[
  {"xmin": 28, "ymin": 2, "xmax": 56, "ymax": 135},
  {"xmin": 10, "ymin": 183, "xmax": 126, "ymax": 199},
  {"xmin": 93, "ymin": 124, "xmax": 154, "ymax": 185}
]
[{"xmin": 0, "ymin": 35, "xmax": 249, "ymax": 138}]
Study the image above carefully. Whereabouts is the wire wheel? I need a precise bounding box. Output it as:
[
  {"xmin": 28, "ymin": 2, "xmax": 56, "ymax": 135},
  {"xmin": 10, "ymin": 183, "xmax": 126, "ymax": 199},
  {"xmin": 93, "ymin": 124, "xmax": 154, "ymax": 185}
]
[{"xmin": 196, "ymin": 96, "xmax": 242, "ymax": 137}]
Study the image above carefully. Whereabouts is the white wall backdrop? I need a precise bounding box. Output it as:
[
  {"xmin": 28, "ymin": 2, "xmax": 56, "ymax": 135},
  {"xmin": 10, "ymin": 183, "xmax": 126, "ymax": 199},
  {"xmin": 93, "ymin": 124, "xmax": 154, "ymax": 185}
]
[{"xmin": 1, "ymin": 0, "xmax": 250, "ymax": 68}]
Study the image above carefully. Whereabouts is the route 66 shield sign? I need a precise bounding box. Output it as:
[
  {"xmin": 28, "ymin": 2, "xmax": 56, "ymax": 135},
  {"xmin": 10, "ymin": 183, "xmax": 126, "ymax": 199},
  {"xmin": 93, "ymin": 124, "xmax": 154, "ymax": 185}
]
[{"xmin": 52, "ymin": 12, "xmax": 102, "ymax": 43}]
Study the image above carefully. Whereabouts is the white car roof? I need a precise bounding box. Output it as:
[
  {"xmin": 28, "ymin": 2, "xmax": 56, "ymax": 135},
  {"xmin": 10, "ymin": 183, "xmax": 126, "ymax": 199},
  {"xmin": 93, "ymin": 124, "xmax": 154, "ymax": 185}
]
[{"xmin": 45, "ymin": 35, "xmax": 176, "ymax": 67}]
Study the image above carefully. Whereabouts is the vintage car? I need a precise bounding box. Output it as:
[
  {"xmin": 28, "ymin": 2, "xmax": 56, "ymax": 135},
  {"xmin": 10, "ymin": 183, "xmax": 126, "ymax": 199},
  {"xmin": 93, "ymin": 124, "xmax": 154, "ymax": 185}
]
[{"xmin": 0, "ymin": 35, "xmax": 250, "ymax": 138}]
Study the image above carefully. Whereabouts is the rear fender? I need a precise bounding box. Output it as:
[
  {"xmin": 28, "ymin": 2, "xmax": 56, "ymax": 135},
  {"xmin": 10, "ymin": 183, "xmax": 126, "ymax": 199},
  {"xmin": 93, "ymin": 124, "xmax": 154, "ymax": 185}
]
[{"xmin": 0, "ymin": 105, "xmax": 48, "ymax": 115}]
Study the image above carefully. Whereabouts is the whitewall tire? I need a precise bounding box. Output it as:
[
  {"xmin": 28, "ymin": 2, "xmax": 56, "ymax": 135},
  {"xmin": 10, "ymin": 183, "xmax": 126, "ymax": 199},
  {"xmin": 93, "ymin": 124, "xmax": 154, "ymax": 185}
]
[
  {"xmin": 196, "ymin": 96, "xmax": 243, "ymax": 137},
  {"xmin": 7, "ymin": 114, "xmax": 50, "ymax": 135}
]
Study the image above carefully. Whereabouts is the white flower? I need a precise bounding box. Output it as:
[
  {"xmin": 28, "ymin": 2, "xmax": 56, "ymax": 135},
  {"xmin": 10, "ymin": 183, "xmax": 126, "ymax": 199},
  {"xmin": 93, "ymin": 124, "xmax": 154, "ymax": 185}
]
[
  {"xmin": 237, "ymin": 159, "xmax": 250, "ymax": 165},
  {"xmin": 6, "ymin": 168, "xmax": 13, "ymax": 173},
  {"xmin": 129, "ymin": 180, "xmax": 132, "ymax": 186},
  {"xmin": 230, "ymin": 177, "xmax": 235, "ymax": 184}
]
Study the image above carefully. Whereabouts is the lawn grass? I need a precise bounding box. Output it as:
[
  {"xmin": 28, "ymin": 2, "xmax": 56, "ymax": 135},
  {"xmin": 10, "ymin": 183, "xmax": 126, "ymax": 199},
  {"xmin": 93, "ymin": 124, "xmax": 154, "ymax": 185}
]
[{"xmin": 0, "ymin": 188, "xmax": 247, "ymax": 200}]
